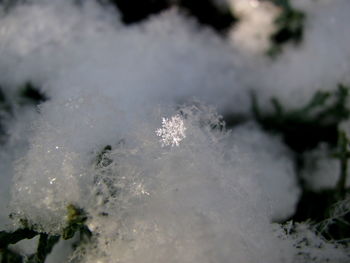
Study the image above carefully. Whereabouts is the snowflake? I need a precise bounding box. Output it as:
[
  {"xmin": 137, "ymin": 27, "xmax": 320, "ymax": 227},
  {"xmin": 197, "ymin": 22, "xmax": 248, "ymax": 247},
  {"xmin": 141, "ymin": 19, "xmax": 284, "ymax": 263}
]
[{"xmin": 156, "ymin": 114, "xmax": 186, "ymax": 147}]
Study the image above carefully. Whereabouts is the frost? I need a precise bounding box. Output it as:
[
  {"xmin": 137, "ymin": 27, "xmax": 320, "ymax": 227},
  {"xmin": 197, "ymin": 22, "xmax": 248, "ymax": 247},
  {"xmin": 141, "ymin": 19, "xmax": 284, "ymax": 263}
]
[
  {"xmin": 277, "ymin": 222, "xmax": 350, "ymax": 263},
  {"xmin": 156, "ymin": 114, "xmax": 186, "ymax": 147},
  {"xmin": 82, "ymin": 105, "xmax": 294, "ymax": 263}
]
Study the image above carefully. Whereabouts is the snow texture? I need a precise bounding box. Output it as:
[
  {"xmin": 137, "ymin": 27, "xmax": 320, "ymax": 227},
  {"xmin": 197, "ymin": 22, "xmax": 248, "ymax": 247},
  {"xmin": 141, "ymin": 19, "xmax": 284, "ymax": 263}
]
[
  {"xmin": 0, "ymin": 0, "xmax": 349, "ymax": 262},
  {"xmin": 241, "ymin": 0, "xmax": 350, "ymax": 110},
  {"xmin": 156, "ymin": 114, "xmax": 186, "ymax": 147}
]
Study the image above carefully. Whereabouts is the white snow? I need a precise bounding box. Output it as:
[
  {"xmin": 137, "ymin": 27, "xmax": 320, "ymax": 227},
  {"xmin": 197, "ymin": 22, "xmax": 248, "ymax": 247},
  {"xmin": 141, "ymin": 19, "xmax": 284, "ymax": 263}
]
[{"xmin": 0, "ymin": 0, "xmax": 349, "ymax": 262}]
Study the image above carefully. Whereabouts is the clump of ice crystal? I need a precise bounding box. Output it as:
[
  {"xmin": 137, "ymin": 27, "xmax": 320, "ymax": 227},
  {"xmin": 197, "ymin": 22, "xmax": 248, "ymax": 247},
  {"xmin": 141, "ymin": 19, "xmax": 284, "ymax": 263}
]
[{"xmin": 156, "ymin": 114, "xmax": 186, "ymax": 147}]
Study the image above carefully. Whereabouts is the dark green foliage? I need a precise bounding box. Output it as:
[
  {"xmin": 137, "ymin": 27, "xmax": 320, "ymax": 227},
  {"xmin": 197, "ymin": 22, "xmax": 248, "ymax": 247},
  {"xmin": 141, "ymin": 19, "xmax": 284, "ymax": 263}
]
[
  {"xmin": 103, "ymin": 0, "xmax": 169, "ymax": 24},
  {"xmin": 18, "ymin": 83, "xmax": 47, "ymax": 106},
  {"xmin": 322, "ymin": 197, "xmax": 350, "ymax": 243},
  {"xmin": 267, "ymin": 0, "xmax": 305, "ymax": 57},
  {"xmin": 178, "ymin": 0, "xmax": 237, "ymax": 32},
  {"xmin": 333, "ymin": 131, "xmax": 350, "ymax": 199},
  {"xmin": 251, "ymin": 85, "xmax": 350, "ymax": 241},
  {"xmin": 0, "ymin": 81, "xmax": 48, "ymax": 144},
  {"xmin": 0, "ymin": 228, "xmax": 38, "ymax": 263},
  {"xmin": 0, "ymin": 81, "xmax": 48, "ymax": 145},
  {"xmin": 222, "ymin": 113, "xmax": 248, "ymax": 128},
  {"xmin": 0, "ymin": 229, "xmax": 37, "ymax": 249},
  {"xmin": 61, "ymin": 205, "xmax": 92, "ymax": 262},
  {"xmin": 292, "ymin": 190, "xmax": 350, "ymax": 241},
  {"xmin": 104, "ymin": 0, "xmax": 236, "ymax": 32},
  {"xmin": 0, "ymin": 0, "xmax": 23, "ymax": 12},
  {"xmin": 27, "ymin": 234, "xmax": 60, "ymax": 263},
  {"xmin": 291, "ymin": 130, "xmax": 350, "ymax": 241},
  {"xmin": 252, "ymin": 84, "xmax": 350, "ymax": 153},
  {"xmin": 270, "ymin": 9, "xmax": 304, "ymax": 46},
  {"xmin": 0, "ymin": 205, "xmax": 91, "ymax": 263},
  {"xmin": 292, "ymin": 190, "xmax": 338, "ymax": 224},
  {"xmin": 62, "ymin": 204, "xmax": 90, "ymax": 240},
  {"xmin": 0, "ymin": 248, "xmax": 23, "ymax": 263}
]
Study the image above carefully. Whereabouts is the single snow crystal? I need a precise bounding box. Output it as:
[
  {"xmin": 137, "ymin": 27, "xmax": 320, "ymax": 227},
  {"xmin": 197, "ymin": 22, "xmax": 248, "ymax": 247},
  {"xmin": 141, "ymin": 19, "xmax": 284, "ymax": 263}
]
[{"xmin": 156, "ymin": 114, "xmax": 186, "ymax": 147}]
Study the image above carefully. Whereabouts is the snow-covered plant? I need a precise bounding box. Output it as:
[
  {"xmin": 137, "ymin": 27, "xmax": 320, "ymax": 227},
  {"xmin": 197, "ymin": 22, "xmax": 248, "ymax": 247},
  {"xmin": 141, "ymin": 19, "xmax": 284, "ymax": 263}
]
[{"xmin": 0, "ymin": 0, "xmax": 349, "ymax": 262}]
